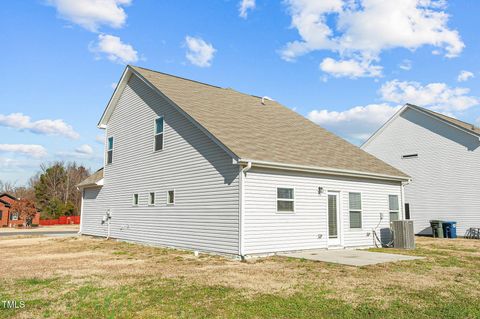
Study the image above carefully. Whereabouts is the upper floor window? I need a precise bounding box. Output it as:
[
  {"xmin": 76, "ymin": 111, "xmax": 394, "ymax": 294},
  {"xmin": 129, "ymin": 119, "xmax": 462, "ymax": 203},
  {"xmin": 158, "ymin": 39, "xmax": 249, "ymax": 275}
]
[
  {"xmin": 389, "ymin": 195, "xmax": 400, "ymax": 222},
  {"xmin": 154, "ymin": 117, "xmax": 164, "ymax": 151},
  {"xmin": 277, "ymin": 187, "xmax": 294, "ymax": 212},
  {"xmin": 349, "ymin": 192, "xmax": 362, "ymax": 228},
  {"xmin": 107, "ymin": 137, "xmax": 114, "ymax": 164},
  {"xmin": 10, "ymin": 212, "xmax": 19, "ymax": 221}
]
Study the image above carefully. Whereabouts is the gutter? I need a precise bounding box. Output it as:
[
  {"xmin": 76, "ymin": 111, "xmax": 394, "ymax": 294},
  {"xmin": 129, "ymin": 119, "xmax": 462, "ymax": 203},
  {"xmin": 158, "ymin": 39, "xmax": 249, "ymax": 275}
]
[{"xmin": 237, "ymin": 159, "xmax": 410, "ymax": 182}]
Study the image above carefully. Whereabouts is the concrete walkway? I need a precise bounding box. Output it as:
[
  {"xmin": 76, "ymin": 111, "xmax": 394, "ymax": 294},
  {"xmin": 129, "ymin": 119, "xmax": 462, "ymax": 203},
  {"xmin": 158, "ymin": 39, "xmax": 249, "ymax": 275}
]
[
  {"xmin": 0, "ymin": 225, "xmax": 79, "ymax": 237},
  {"xmin": 278, "ymin": 249, "xmax": 423, "ymax": 266}
]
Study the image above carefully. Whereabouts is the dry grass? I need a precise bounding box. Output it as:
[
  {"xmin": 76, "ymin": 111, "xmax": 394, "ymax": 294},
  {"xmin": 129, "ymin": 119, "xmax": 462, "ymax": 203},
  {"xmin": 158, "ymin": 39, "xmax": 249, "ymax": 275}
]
[{"xmin": 0, "ymin": 235, "xmax": 479, "ymax": 318}]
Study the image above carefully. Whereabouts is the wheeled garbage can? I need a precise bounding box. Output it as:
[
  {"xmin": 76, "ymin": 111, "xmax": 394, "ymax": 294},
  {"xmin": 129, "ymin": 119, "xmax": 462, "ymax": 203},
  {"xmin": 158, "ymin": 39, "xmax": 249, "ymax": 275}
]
[
  {"xmin": 442, "ymin": 221, "xmax": 457, "ymax": 238},
  {"xmin": 430, "ymin": 220, "xmax": 444, "ymax": 238}
]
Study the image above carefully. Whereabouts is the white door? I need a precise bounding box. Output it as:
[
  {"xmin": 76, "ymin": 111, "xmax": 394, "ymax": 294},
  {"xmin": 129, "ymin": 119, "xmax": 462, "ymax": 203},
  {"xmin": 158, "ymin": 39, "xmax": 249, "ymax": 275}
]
[{"xmin": 327, "ymin": 192, "xmax": 341, "ymax": 246}]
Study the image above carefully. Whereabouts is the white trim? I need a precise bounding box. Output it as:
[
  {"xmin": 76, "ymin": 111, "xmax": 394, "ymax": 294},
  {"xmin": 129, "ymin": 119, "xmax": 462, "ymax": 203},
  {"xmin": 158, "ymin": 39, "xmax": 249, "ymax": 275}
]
[
  {"xmin": 167, "ymin": 189, "xmax": 175, "ymax": 205},
  {"xmin": 79, "ymin": 189, "xmax": 85, "ymax": 234},
  {"xmin": 348, "ymin": 191, "xmax": 363, "ymax": 230},
  {"xmin": 153, "ymin": 116, "xmax": 164, "ymax": 152},
  {"xmin": 238, "ymin": 159, "xmax": 409, "ymax": 182},
  {"xmin": 98, "ymin": 67, "xmax": 132, "ymax": 129},
  {"xmin": 276, "ymin": 186, "xmax": 295, "ymax": 213}
]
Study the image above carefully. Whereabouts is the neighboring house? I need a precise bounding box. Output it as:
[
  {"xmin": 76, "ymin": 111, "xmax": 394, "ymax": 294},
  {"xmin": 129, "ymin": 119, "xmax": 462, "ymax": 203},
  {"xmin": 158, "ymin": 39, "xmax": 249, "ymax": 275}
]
[
  {"xmin": 0, "ymin": 193, "xmax": 40, "ymax": 227},
  {"xmin": 78, "ymin": 65, "xmax": 409, "ymax": 258},
  {"xmin": 362, "ymin": 103, "xmax": 480, "ymax": 236}
]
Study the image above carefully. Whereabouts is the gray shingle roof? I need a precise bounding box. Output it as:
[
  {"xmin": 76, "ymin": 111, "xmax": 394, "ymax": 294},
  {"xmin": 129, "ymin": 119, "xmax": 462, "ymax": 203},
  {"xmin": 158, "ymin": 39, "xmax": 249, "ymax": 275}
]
[
  {"xmin": 77, "ymin": 168, "xmax": 103, "ymax": 188},
  {"xmin": 130, "ymin": 66, "xmax": 408, "ymax": 179}
]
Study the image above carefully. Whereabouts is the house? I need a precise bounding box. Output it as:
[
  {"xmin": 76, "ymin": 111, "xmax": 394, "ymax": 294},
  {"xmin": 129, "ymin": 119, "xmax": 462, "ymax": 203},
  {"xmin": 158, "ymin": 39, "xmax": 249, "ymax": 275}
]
[
  {"xmin": 0, "ymin": 193, "xmax": 40, "ymax": 227},
  {"xmin": 78, "ymin": 65, "xmax": 410, "ymax": 257},
  {"xmin": 362, "ymin": 103, "xmax": 480, "ymax": 236}
]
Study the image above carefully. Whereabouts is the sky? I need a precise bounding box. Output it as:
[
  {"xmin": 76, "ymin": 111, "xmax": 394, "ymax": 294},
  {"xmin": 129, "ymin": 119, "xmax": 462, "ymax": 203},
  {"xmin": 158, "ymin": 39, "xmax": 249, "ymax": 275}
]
[{"xmin": 1, "ymin": 0, "xmax": 479, "ymax": 185}]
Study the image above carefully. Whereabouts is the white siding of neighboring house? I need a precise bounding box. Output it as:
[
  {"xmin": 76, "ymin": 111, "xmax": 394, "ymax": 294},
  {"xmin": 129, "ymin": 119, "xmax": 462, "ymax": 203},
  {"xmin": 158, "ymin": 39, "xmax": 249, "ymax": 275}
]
[
  {"xmin": 243, "ymin": 168, "xmax": 402, "ymax": 255},
  {"xmin": 363, "ymin": 107, "xmax": 480, "ymax": 235},
  {"xmin": 81, "ymin": 75, "xmax": 240, "ymax": 255}
]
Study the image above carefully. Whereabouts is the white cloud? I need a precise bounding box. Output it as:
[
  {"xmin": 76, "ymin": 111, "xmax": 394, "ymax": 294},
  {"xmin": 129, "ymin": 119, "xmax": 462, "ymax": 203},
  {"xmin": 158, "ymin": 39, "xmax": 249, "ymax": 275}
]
[
  {"xmin": 185, "ymin": 36, "xmax": 216, "ymax": 67},
  {"xmin": 90, "ymin": 34, "xmax": 138, "ymax": 64},
  {"xmin": 281, "ymin": 0, "xmax": 464, "ymax": 77},
  {"xmin": 95, "ymin": 135, "xmax": 105, "ymax": 144},
  {"xmin": 47, "ymin": 0, "xmax": 131, "ymax": 32},
  {"xmin": 319, "ymin": 57, "xmax": 382, "ymax": 78},
  {"xmin": 308, "ymin": 103, "xmax": 401, "ymax": 143},
  {"xmin": 75, "ymin": 144, "xmax": 94, "ymax": 155},
  {"xmin": 239, "ymin": 0, "xmax": 256, "ymax": 18},
  {"xmin": 380, "ymin": 80, "xmax": 479, "ymax": 112},
  {"xmin": 0, "ymin": 144, "xmax": 48, "ymax": 158},
  {"xmin": 0, "ymin": 113, "xmax": 80, "ymax": 139},
  {"xmin": 457, "ymin": 70, "xmax": 474, "ymax": 82},
  {"xmin": 399, "ymin": 59, "xmax": 412, "ymax": 71}
]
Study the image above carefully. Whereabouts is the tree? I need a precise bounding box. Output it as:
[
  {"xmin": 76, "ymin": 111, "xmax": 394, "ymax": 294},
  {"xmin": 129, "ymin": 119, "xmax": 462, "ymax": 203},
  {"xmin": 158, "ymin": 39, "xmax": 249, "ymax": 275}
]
[
  {"xmin": 10, "ymin": 199, "xmax": 37, "ymax": 228},
  {"xmin": 34, "ymin": 161, "xmax": 90, "ymax": 218}
]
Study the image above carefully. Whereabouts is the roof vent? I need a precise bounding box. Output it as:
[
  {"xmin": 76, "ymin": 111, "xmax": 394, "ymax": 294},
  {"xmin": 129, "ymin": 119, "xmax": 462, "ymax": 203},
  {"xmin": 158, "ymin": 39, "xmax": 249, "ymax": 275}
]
[{"xmin": 261, "ymin": 96, "xmax": 274, "ymax": 105}]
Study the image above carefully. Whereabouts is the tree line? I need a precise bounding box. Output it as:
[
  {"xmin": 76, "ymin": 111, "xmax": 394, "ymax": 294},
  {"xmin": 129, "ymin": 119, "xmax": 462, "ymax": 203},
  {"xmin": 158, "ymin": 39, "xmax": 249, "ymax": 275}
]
[{"xmin": 0, "ymin": 162, "xmax": 90, "ymax": 219}]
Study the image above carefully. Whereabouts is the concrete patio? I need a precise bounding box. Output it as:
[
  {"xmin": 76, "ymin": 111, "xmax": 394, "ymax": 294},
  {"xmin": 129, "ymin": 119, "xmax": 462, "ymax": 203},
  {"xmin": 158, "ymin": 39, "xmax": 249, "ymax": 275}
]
[{"xmin": 277, "ymin": 249, "xmax": 423, "ymax": 266}]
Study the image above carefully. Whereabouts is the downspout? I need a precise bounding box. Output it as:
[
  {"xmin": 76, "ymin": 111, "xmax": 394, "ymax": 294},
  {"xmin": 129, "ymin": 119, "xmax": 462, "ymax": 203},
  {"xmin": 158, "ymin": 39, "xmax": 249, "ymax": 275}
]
[
  {"xmin": 400, "ymin": 180, "xmax": 411, "ymax": 220},
  {"xmin": 239, "ymin": 161, "xmax": 252, "ymax": 259}
]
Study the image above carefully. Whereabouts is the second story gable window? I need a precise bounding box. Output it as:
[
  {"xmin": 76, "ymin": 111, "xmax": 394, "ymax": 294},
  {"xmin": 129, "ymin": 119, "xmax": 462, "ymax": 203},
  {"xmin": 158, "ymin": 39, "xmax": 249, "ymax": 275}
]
[
  {"xmin": 107, "ymin": 137, "xmax": 114, "ymax": 164},
  {"xmin": 154, "ymin": 117, "xmax": 164, "ymax": 151}
]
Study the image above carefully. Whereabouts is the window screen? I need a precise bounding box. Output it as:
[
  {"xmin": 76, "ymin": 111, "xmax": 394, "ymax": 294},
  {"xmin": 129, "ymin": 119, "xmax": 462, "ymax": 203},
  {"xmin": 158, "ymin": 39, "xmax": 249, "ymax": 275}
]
[{"xmin": 349, "ymin": 192, "xmax": 362, "ymax": 228}]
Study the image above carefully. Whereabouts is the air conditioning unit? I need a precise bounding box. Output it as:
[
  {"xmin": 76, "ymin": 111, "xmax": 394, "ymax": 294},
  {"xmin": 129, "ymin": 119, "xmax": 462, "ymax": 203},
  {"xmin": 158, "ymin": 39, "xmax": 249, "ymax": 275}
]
[{"xmin": 391, "ymin": 220, "xmax": 415, "ymax": 249}]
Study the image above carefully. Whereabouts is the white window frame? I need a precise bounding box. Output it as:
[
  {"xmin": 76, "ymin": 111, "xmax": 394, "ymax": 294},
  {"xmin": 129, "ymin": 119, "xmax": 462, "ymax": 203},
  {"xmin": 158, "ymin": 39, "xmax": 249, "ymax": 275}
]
[
  {"xmin": 132, "ymin": 193, "xmax": 139, "ymax": 206},
  {"xmin": 167, "ymin": 189, "xmax": 175, "ymax": 205},
  {"xmin": 106, "ymin": 136, "xmax": 114, "ymax": 165},
  {"xmin": 348, "ymin": 192, "xmax": 363, "ymax": 229},
  {"xmin": 153, "ymin": 116, "xmax": 164, "ymax": 152},
  {"xmin": 10, "ymin": 212, "xmax": 19, "ymax": 221},
  {"xmin": 149, "ymin": 192, "xmax": 155, "ymax": 206},
  {"xmin": 276, "ymin": 186, "xmax": 295, "ymax": 213},
  {"xmin": 389, "ymin": 194, "xmax": 400, "ymax": 222}
]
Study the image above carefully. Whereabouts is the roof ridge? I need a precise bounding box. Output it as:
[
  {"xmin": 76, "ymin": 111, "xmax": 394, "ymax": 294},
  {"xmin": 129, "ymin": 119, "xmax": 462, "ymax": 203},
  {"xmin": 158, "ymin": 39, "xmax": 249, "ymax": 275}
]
[
  {"xmin": 132, "ymin": 65, "xmax": 265, "ymax": 100},
  {"xmin": 131, "ymin": 65, "xmax": 224, "ymax": 90}
]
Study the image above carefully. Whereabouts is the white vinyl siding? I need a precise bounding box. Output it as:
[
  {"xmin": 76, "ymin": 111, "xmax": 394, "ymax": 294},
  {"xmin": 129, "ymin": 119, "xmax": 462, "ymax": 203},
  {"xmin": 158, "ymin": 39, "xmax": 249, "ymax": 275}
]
[
  {"xmin": 243, "ymin": 167, "xmax": 402, "ymax": 254},
  {"xmin": 81, "ymin": 75, "xmax": 240, "ymax": 255},
  {"xmin": 363, "ymin": 107, "xmax": 480, "ymax": 235}
]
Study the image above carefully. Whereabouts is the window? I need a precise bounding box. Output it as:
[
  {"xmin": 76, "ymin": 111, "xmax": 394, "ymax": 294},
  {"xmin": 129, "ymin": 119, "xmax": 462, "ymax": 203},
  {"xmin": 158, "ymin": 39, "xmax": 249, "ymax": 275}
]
[
  {"xmin": 405, "ymin": 203, "xmax": 410, "ymax": 220},
  {"xmin": 402, "ymin": 153, "xmax": 418, "ymax": 159},
  {"xmin": 107, "ymin": 137, "xmax": 114, "ymax": 164},
  {"xmin": 349, "ymin": 192, "xmax": 362, "ymax": 228},
  {"xmin": 132, "ymin": 193, "xmax": 139, "ymax": 206},
  {"xmin": 389, "ymin": 195, "xmax": 400, "ymax": 222},
  {"xmin": 277, "ymin": 187, "xmax": 294, "ymax": 212},
  {"xmin": 167, "ymin": 190, "xmax": 175, "ymax": 205},
  {"xmin": 149, "ymin": 192, "xmax": 155, "ymax": 206},
  {"xmin": 154, "ymin": 117, "xmax": 164, "ymax": 151},
  {"xmin": 0, "ymin": 210, "xmax": 2, "ymax": 220},
  {"xmin": 10, "ymin": 212, "xmax": 19, "ymax": 221}
]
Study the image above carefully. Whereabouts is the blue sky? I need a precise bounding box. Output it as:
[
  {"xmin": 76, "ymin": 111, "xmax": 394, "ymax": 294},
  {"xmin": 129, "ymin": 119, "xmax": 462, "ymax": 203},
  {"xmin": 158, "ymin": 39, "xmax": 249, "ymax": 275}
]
[{"xmin": 1, "ymin": 0, "xmax": 479, "ymax": 185}]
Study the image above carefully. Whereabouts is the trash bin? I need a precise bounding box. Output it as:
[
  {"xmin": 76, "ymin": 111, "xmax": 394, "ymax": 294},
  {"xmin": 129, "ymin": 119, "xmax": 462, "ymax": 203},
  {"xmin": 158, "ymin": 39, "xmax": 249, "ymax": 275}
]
[
  {"xmin": 442, "ymin": 221, "xmax": 457, "ymax": 238},
  {"xmin": 430, "ymin": 220, "xmax": 444, "ymax": 238}
]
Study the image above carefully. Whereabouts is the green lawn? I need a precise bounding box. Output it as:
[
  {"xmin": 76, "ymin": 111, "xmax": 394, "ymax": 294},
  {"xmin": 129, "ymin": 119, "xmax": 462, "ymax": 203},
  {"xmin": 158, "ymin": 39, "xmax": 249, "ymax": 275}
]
[{"xmin": 0, "ymin": 235, "xmax": 479, "ymax": 319}]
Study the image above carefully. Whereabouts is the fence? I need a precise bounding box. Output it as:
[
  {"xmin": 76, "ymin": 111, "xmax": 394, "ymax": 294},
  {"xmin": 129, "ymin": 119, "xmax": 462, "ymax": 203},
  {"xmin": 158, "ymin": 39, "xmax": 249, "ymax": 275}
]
[{"xmin": 39, "ymin": 216, "xmax": 80, "ymax": 226}]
